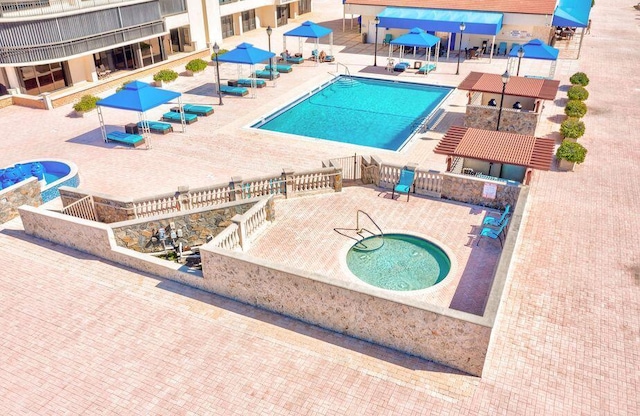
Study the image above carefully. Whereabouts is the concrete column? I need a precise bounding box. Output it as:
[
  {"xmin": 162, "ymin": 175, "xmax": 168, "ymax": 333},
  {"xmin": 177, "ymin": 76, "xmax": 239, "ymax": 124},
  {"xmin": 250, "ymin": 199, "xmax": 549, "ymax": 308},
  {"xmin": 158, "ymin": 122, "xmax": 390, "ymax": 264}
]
[
  {"xmin": 282, "ymin": 169, "xmax": 295, "ymax": 198},
  {"xmin": 40, "ymin": 92, "xmax": 53, "ymax": 110},
  {"xmin": 230, "ymin": 176, "xmax": 243, "ymax": 201},
  {"xmin": 231, "ymin": 214, "xmax": 245, "ymax": 249}
]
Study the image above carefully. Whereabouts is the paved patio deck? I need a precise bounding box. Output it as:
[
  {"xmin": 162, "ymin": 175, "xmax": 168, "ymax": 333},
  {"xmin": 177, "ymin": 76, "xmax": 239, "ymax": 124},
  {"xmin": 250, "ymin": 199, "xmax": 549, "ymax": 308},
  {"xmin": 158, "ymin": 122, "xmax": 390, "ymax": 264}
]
[{"xmin": 0, "ymin": 0, "xmax": 638, "ymax": 414}]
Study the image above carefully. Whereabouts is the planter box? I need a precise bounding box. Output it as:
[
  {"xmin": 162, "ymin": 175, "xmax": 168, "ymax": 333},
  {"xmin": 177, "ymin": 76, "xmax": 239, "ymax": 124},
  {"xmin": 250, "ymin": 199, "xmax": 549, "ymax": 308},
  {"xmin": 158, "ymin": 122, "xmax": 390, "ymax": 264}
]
[
  {"xmin": 74, "ymin": 109, "xmax": 95, "ymax": 118},
  {"xmin": 558, "ymin": 158, "xmax": 576, "ymax": 171}
]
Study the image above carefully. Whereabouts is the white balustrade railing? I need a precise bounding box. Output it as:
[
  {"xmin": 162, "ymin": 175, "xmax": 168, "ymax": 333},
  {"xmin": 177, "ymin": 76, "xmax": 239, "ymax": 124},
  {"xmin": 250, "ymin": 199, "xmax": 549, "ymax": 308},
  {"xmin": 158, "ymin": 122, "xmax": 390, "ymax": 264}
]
[
  {"xmin": 414, "ymin": 170, "xmax": 443, "ymax": 197},
  {"xmin": 293, "ymin": 170, "xmax": 337, "ymax": 194},
  {"xmin": 133, "ymin": 195, "xmax": 180, "ymax": 218},
  {"xmin": 243, "ymin": 198, "xmax": 268, "ymax": 239},
  {"xmin": 62, "ymin": 195, "xmax": 97, "ymax": 221},
  {"xmin": 241, "ymin": 177, "xmax": 284, "ymax": 199},
  {"xmin": 188, "ymin": 186, "xmax": 232, "ymax": 208},
  {"xmin": 211, "ymin": 223, "xmax": 241, "ymax": 251}
]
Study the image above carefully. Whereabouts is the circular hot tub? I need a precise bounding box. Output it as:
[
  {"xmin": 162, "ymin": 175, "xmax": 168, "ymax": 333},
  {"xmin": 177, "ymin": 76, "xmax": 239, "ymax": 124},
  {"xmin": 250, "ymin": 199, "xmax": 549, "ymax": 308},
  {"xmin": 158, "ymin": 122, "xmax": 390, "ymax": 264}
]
[{"xmin": 346, "ymin": 233, "xmax": 451, "ymax": 291}]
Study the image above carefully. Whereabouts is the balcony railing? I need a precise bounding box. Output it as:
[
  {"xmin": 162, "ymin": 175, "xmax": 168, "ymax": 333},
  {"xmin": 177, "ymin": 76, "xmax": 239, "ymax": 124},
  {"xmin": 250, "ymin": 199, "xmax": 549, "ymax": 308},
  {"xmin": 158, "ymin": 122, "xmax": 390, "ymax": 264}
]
[{"xmin": 0, "ymin": 0, "xmax": 185, "ymax": 19}]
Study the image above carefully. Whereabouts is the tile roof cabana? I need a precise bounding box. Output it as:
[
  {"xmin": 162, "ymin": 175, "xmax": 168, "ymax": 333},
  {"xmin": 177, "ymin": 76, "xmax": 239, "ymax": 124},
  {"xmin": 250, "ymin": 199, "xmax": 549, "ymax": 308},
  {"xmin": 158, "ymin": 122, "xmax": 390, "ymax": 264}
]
[
  {"xmin": 458, "ymin": 72, "xmax": 560, "ymax": 100},
  {"xmin": 434, "ymin": 126, "xmax": 555, "ymax": 185}
]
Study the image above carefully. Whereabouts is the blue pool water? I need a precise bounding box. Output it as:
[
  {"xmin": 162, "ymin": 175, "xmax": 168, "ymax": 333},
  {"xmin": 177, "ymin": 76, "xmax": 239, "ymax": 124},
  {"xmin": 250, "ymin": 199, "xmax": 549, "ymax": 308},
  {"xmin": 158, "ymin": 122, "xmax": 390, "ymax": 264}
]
[
  {"xmin": 253, "ymin": 76, "xmax": 452, "ymax": 151},
  {"xmin": 1, "ymin": 160, "xmax": 79, "ymax": 202},
  {"xmin": 346, "ymin": 234, "xmax": 451, "ymax": 291}
]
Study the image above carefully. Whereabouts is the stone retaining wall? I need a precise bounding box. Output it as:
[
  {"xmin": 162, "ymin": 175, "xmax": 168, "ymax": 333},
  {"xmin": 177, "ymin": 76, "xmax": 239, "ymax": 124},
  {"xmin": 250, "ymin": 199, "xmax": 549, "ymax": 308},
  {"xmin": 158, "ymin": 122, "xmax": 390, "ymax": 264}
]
[
  {"xmin": 465, "ymin": 105, "xmax": 539, "ymax": 135},
  {"xmin": 0, "ymin": 177, "xmax": 42, "ymax": 224},
  {"xmin": 441, "ymin": 173, "xmax": 519, "ymax": 210}
]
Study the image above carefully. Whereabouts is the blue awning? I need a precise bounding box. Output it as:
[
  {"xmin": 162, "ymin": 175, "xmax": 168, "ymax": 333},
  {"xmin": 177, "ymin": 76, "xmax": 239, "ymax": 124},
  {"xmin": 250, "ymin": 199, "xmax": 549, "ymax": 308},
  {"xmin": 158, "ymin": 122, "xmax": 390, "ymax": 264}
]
[
  {"xmin": 216, "ymin": 42, "xmax": 275, "ymax": 65},
  {"xmin": 508, "ymin": 39, "xmax": 559, "ymax": 61},
  {"xmin": 284, "ymin": 21, "xmax": 332, "ymax": 39},
  {"xmin": 552, "ymin": 0, "xmax": 592, "ymax": 28},
  {"xmin": 97, "ymin": 81, "xmax": 181, "ymax": 112},
  {"xmin": 378, "ymin": 7, "xmax": 503, "ymax": 36}
]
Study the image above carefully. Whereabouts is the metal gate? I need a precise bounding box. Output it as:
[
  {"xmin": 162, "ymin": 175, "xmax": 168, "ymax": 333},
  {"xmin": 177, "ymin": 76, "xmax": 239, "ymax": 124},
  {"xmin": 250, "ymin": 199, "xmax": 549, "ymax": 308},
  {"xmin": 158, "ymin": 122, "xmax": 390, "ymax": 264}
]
[{"xmin": 328, "ymin": 154, "xmax": 362, "ymax": 182}]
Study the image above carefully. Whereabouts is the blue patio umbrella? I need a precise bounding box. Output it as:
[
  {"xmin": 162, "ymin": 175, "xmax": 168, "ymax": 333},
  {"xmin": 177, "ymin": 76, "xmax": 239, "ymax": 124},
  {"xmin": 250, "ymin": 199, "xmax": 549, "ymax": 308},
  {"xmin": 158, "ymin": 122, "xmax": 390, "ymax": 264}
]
[
  {"xmin": 283, "ymin": 21, "xmax": 333, "ymax": 63},
  {"xmin": 508, "ymin": 38, "xmax": 559, "ymax": 61},
  {"xmin": 216, "ymin": 43, "xmax": 276, "ymax": 94},
  {"xmin": 96, "ymin": 80, "xmax": 184, "ymax": 148}
]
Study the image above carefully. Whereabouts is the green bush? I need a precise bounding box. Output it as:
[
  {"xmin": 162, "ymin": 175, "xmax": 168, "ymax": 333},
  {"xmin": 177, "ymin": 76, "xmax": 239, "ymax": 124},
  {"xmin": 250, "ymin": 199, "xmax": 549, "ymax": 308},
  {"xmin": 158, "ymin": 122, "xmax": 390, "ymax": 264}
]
[
  {"xmin": 185, "ymin": 58, "xmax": 208, "ymax": 73},
  {"xmin": 556, "ymin": 140, "xmax": 587, "ymax": 164},
  {"xmin": 569, "ymin": 72, "xmax": 589, "ymax": 86},
  {"xmin": 115, "ymin": 81, "xmax": 132, "ymax": 93},
  {"xmin": 73, "ymin": 95, "xmax": 99, "ymax": 112},
  {"xmin": 565, "ymin": 100, "xmax": 587, "ymax": 118},
  {"xmin": 560, "ymin": 117, "xmax": 586, "ymax": 139},
  {"xmin": 153, "ymin": 69, "xmax": 178, "ymax": 83},
  {"xmin": 211, "ymin": 49, "xmax": 229, "ymax": 60},
  {"xmin": 567, "ymin": 85, "xmax": 589, "ymax": 101}
]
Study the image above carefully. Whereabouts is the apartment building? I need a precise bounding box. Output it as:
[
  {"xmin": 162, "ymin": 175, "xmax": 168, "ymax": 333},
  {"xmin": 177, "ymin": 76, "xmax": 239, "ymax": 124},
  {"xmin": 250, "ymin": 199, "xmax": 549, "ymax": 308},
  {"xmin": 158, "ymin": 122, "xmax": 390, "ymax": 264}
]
[{"xmin": 0, "ymin": 0, "xmax": 311, "ymax": 97}]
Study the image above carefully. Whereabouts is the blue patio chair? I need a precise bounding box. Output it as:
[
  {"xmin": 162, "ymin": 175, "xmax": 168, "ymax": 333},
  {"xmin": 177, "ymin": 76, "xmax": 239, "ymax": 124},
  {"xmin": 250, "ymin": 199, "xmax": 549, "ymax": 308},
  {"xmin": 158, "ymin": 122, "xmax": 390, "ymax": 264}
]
[
  {"xmin": 483, "ymin": 204, "xmax": 510, "ymax": 227},
  {"xmin": 510, "ymin": 43, "xmax": 521, "ymax": 54},
  {"xmin": 477, "ymin": 218, "xmax": 510, "ymax": 247},
  {"xmin": 383, "ymin": 34, "xmax": 393, "ymax": 45},
  {"xmin": 391, "ymin": 168, "xmax": 416, "ymax": 201},
  {"xmin": 497, "ymin": 42, "xmax": 507, "ymax": 55}
]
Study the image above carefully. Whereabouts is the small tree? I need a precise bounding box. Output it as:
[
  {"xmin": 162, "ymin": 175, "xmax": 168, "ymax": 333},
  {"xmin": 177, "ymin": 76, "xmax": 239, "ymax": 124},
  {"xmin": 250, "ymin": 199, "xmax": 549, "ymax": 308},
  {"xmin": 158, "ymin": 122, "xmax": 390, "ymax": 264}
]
[
  {"xmin": 185, "ymin": 58, "xmax": 208, "ymax": 73},
  {"xmin": 565, "ymin": 100, "xmax": 587, "ymax": 118},
  {"xmin": 73, "ymin": 95, "xmax": 99, "ymax": 112},
  {"xmin": 211, "ymin": 49, "xmax": 229, "ymax": 60},
  {"xmin": 556, "ymin": 140, "xmax": 587, "ymax": 164},
  {"xmin": 560, "ymin": 117, "xmax": 586, "ymax": 139},
  {"xmin": 567, "ymin": 85, "xmax": 589, "ymax": 101},
  {"xmin": 153, "ymin": 69, "xmax": 178, "ymax": 83},
  {"xmin": 569, "ymin": 72, "xmax": 589, "ymax": 86}
]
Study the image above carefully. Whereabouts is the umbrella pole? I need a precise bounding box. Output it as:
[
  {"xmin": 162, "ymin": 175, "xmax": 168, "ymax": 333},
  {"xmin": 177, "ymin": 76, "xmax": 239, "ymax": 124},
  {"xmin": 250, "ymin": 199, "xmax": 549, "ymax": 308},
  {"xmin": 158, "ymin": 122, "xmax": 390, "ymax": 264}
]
[
  {"xmin": 178, "ymin": 97, "xmax": 186, "ymax": 133},
  {"xmin": 138, "ymin": 111, "xmax": 151, "ymax": 149}
]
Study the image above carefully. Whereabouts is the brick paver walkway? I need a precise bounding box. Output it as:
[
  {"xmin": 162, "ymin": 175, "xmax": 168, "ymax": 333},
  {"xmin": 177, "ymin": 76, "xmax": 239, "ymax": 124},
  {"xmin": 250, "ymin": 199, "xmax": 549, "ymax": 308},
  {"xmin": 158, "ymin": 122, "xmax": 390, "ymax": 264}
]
[{"xmin": 0, "ymin": 0, "xmax": 638, "ymax": 414}]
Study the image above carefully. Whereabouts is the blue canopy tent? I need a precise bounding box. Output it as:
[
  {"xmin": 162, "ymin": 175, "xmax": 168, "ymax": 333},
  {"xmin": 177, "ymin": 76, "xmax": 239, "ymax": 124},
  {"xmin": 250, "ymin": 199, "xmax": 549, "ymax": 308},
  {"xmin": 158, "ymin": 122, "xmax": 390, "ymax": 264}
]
[
  {"xmin": 96, "ymin": 81, "xmax": 183, "ymax": 149},
  {"xmin": 388, "ymin": 28, "xmax": 440, "ymax": 75},
  {"xmin": 507, "ymin": 39, "xmax": 560, "ymax": 78},
  {"xmin": 283, "ymin": 21, "xmax": 333, "ymax": 65},
  {"xmin": 215, "ymin": 42, "xmax": 276, "ymax": 95},
  {"xmin": 552, "ymin": 0, "xmax": 592, "ymax": 59},
  {"xmin": 377, "ymin": 7, "xmax": 503, "ymax": 61}
]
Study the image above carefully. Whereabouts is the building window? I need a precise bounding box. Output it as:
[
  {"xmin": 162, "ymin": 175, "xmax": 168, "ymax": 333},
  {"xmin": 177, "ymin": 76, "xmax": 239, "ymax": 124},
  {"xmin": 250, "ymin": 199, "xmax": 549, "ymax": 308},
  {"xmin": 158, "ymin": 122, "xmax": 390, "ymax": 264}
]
[
  {"xmin": 241, "ymin": 10, "xmax": 256, "ymax": 32},
  {"xmin": 221, "ymin": 15, "xmax": 234, "ymax": 38},
  {"xmin": 19, "ymin": 62, "xmax": 68, "ymax": 95},
  {"xmin": 298, "ymin": 0, "xmax": 311, "ymax": 15}
]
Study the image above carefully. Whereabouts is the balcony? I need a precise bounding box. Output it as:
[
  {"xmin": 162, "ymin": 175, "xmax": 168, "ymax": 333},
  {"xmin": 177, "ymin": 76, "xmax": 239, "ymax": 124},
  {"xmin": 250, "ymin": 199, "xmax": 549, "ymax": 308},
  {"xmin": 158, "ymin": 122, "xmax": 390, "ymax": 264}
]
[{"xmin": 0, "ymin": 0, "xmax": 186, "ymax": 19}]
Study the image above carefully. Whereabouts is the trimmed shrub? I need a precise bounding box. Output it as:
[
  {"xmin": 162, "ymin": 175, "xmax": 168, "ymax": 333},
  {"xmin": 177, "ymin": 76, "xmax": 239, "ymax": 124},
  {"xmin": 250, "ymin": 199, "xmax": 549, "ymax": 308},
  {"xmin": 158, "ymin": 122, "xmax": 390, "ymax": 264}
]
[
  {"xmin": 211, "ymin": 49, "xmax": 229, "ymax": 60},
  {"xmin": 567, "ymin": 85, "xmax": 589, "ymax": 101},
  {"xmin": 185, "ymin": 58, "xmax": 208, "ymax": 73},
  {"xmin": 556, "ymin": 140, "xmax": 587, "ymax": 164},
  {"xmin": 560, "ymin": 117, "xmax": 586, "ymax": 139},
  {"xmin": 116, "ymin": 81, "xmax": 132, "ymax": 93},
  {"xmin": 73, "ymin": 95, "xmax": 99, "ymax": 112},
  {"xmin": 565, "ymin": 100, "xmax": 587, "ymax": 118},
  {"xmin": 569, "ymin": 72, "xmax": 589, "ymax": 86},
  {"xmin": 153, "ymin": 69, "xmax": 178, "ymax": 83}
]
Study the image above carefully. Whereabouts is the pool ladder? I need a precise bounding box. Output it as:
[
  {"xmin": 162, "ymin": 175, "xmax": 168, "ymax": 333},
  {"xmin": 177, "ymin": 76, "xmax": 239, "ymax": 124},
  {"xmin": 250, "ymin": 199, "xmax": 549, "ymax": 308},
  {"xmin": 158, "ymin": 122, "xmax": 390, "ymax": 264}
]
[{"xmin": 334, "ymin": 210, "xmax": 384, "ymax": 251}]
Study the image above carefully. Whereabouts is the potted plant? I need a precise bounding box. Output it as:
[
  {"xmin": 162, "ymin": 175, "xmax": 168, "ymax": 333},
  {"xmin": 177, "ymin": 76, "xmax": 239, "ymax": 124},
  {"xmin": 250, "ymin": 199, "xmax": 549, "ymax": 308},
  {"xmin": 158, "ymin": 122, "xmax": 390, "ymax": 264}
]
[
  {"xmin": 567, "ymin": 85, "xmax": 589, "ymax": 101},
  {"xmin": 153, "ymin": 69, "xmax": 178, "ymax": 87},
  {"xmin": 565, "ymin": 100, "xmax": 587, "ymax": 118},
  {"xmin": 560, "ymin": 117, "xmax": 585, "ymax": 141},
  {"xmin": 556, "ymin": 140, "xmax": 587, "ymax": 171},
  {"xmin": 73, "ymin": 94, "xmax": 99, "ymax": 117},
  {"xmin": 569, "ymin": 72, "xmax": 589, "ymax": 86},
  {"xmin": 185, "ymin": 59, "xmax": 208, "ymax": 76}
]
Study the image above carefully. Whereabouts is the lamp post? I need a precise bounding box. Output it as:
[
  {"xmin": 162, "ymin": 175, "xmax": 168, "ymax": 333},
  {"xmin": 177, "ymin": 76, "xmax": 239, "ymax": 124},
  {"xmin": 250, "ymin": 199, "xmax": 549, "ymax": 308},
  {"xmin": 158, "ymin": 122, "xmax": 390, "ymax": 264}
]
[
  {"xmin": 496, "ymin": 70, "xmax": 510, "ymax": 131},
  {"xmin": 455, "ymin": 22, "xmax": 466, "ymax": 75},
  {"xmin": 266, "ymin": 25, "xmax": 273, "ymax": 80},
  {"xmin": 373, "ymin": 16, "xmax": 380, "ymax": 66},
  {"xmin": 212, "ymin": 42, "xmax": 223, "ymax": 106},
  {"xmin": 516, "ymin": 47, "xmax": 524, "ymax": 76}
]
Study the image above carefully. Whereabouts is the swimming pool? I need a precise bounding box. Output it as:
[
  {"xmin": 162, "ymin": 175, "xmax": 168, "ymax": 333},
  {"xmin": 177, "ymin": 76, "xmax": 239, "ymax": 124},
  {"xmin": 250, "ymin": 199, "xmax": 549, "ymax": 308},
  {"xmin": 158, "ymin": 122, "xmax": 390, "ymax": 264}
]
[
  {"xmin": 346, "ymin": 233, "xmax": 451, "ymax": 291},
  {"xmin": 0, "ymin": 159, "xmax": 79, "ymax": 202},
  {"xmin": 253, "ymin": 76, "xmax": 452, "ymax": 151}
]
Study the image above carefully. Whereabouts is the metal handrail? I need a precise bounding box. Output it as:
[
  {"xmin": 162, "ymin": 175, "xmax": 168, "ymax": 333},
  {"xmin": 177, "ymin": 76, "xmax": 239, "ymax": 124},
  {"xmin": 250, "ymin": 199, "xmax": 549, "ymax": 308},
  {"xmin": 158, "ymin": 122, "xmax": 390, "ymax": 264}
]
[{"xmin": 335, "ymin": 62, "xmax": 351, "ymax": 76}]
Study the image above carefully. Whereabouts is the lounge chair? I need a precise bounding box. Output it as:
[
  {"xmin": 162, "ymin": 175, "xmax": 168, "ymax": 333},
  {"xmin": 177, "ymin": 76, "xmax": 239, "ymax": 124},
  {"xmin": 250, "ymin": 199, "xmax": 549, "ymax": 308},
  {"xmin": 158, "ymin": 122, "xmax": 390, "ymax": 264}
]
[
  {"xmin": 483, "ymin": 204, "xmax": 510, "ymax": 227},
  {"xmin": 252, "ymin": 70, "xmax": 280, "ymax": 79},
  {"xmin": 234, "ymin": 78, "xmax": 266, "ymax": 88},
  {"xmin": 310, "ymin": 49, "xmax": 319, "ymax": 61},
  {"xmin": 477, "ymin": 218, "xmax": 510, "ymax": 247},
  {"xmin": 497, "ymin": 42, "xmax": 507, "ymax": 56},
  {"xmin": 162, "ymin": 111, "xmax": 198, "ymax": 124},
  {"xmin": 137, "ymin": 121, "xmax": 173, "ymax": 135},
  {"xmin": 170, "ymin": 104, "xmax": 214, "ymax": 117},
  {"xmin": 391, "ymin": 168, "xmax": 416, "ymax": 201},
  {"xmin": 285, "ymin": 56, "xmax": 304, "ymax": 64},
  {"xmin": 417, "ymin": 63, "xmax": 436, "ymax": 74},
  {"xmin": 220, "ymin": 85, "xmax": 249, "ymax": 97},
  {"xmin": 393, "ymin": 62, "xmax": 411, "ymax": 72},
  {"xmin": 510, "ymin": 43, "xmax": 521, "ymax": 54},
  {"xmin": 264, "ymin": 64, "xmax": 293, "ymax": 73},
  {"xmin": 382, "ymin": 34, "xmax": 393, "ymax": 45},
  {"xmin": 105, "ymin": 131, "xmax": 145, "ymax": 147}
]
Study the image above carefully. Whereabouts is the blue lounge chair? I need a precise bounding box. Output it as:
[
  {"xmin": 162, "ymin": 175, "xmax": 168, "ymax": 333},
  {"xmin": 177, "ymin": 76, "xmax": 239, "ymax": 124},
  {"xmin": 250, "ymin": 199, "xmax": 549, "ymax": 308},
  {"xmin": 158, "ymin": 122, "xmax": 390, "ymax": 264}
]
[
  {"xmin": 393, "ymin": 62, "xmax": 411, "ymax": 72},
  {"xmin": 220, "ymin": 85, "xmax": 249, "ymax": 97},
  {"xmin": 391, "ymin": 168, "xmax": 416, "ymax": 201},
  {"xmin": 105, "ymin": 131, "xmax": 145, "ymax": 147},
  {"xmin": 383, "ymin": 34, "xmax": 393, "ymax": 45},
  {"xmin": 497, "ymin": 42, "xmax": 507, "ymax": 55},
  {"xmin": 483, "ymin": 204, "xmax": 510, "ymax": 227},
  {"xmin": 310, "ymin": 49, "xmax": 319, "ymax": 61},
  {"xmin": 264, "ymin": 64, "xmax": 293, "ymax": 73},
  {"xmin": 510, "ymin": 43, "xmax": 521, "ymax": 54},
  {"xmin": 235, "ymin": 78, "xmax": 266, "ymax": 88},
  {"xmin": 286, "ymin": 56, "xmax": 304, "ymax": 64},
  {"xmin": 252, "ymin": 70, "xmax": 280, "ymax": 79},
  {"xmin": 162, "ymin": 111, "xmax": 198, "ymax": 124},
  {"xmin": 179, "ymin": 104, "xmax": 214, "ymax": 116},
  {"xmin": 137, "ymin": 121, "xmax": 173, "ymax": 135},
  {"xmin": 418, "ymin": 63, "xmax": 436, "ymax": 74},
  {"xmin": 477, "ymin": 218, "xmax": 510, "ymax": 247}
]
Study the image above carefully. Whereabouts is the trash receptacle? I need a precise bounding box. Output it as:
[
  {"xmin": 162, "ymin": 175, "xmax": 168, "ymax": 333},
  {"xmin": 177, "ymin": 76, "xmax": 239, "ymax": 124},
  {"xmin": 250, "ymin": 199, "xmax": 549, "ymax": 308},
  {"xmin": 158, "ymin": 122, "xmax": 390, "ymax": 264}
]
[{"xmin": 362, "ymin": 32, "xmax": 367, "ymax": 43}]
